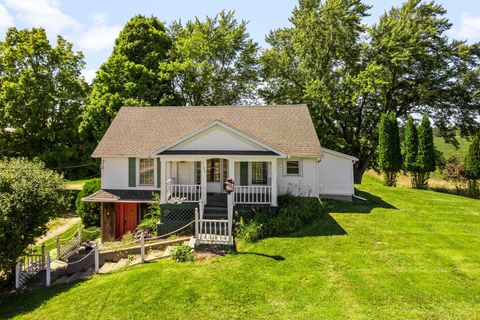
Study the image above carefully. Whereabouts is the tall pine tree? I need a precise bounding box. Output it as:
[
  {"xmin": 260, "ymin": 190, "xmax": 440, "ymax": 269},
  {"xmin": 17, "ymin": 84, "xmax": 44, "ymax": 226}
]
[
  {"xmin": 404, "ymin": 117, "xmax": 420, "ymax": 188},
  {"xmin": 378, "ymin": 112, "xmax": 402, "ymax": 186},
  {"xmin": 465, "ymin": 135, "xmax": 480, "ymax": 197},
  {"xmin": 415, "ymin": 115, "xmax": 436, "ymax": 189}
]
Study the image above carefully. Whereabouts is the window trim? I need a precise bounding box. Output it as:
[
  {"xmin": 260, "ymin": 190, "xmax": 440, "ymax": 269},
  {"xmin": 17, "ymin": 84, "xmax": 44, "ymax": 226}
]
[
  {"xmin": 284, "ymin": 159, "xmax": 302, "ymax": 176},
  {"xmin": 138, "ymin": 158, "xmax": 155, "ymax": 186}
]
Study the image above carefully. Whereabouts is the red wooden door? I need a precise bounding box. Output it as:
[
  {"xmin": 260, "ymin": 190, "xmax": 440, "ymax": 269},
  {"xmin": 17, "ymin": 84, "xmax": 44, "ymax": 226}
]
[
  {"xmin": 124, "ymin": 203, "xmax": 137, "ymax": 234},
  {"xmin": 115, "ymin": 203, "xmax": 138, "ymax": 239},
  {"xmin": 115, "ymin": 203, "xmax": 124, "ymax": 239}
]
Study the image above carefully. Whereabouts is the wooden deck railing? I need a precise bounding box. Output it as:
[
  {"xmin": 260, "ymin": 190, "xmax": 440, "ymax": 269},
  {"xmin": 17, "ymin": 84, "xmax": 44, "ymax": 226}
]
[
  {"xmin": 169, "ymin": 184, "xmax": 202, "ymax": 202},
  {"xmin": 234, "ymin": 185, "xmax": 272, "ymax": 204}
]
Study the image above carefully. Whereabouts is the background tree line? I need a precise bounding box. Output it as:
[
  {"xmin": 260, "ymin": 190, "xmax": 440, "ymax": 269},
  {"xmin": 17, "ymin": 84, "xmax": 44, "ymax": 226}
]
[{"xmin": 0, "ymin": 0, "xmax": 479, "ymax": 183}]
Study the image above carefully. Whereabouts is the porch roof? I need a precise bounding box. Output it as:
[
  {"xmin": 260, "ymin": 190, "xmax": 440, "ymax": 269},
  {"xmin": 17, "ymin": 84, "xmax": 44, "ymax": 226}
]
[
  {"xmin": 92, "ymin": 104, "xmax": 323, "ymax": 158},
  {"xmin": 158, "ymin": 150, "xmax": 278, "ymax": 156},
  {"xmin": 82, "ymin": 189, "xmax": 159, "ymax": 203}
]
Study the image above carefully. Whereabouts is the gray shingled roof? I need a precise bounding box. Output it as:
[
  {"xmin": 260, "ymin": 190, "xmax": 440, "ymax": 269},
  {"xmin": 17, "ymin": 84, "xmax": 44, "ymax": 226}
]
[
  {"xmin": 82, "ymin": 189, "xmax": 160, "ymax": 202},
  {"xmin": 92, "ymin": 104, "xmax": 322, "ymax": 158}
]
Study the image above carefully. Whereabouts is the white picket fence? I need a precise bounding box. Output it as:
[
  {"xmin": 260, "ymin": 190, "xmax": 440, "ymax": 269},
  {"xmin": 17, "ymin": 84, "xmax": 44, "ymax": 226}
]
[{"xmin": 195, "ymin": 205, "xmax": 232, "ymax": 245}]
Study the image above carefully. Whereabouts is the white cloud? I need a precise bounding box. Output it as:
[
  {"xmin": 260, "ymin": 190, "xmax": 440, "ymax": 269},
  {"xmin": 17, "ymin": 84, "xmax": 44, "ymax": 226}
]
[
  {"xmin": 452, "ymin": 12, "xmax": 480, "ymax": 41},
  {"xmin": 0, "ymin": 4, "xmax": 13, "ymax": 29},
  {"xmin": 77, "ymin": 13, "xmax": 120, "ymax": 53},
  {"xmin": 81, "ymin": 69, "xmax": 97, "ymax": 83},
  {"xmin": 3, "ymin": 0, "xmax": 80, "ymax": 34}
]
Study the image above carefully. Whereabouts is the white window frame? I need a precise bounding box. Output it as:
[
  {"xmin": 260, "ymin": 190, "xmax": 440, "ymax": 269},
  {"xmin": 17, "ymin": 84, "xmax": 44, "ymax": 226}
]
[
  {"xmin": 138, "ymin": 158, "xmax": 155, "ymax": 186},
  {"xmin": 284, "ymin": 159, "xmax": 302, "ymax": 176}
]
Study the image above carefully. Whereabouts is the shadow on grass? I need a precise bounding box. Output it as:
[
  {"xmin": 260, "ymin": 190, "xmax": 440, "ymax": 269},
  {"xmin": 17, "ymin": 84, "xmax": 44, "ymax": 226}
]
[
  {"xmin": 430, "ymin": 186, "xmax": 480, "ymax": 201},
  {"xmin": 325, "ymin": 189, "xmax": 397, "ymax": 214},
  {"xmin": 0, "ymin": 279, "xmax": 85, "ymax": 319},
  {"xmin": 234, "ymin": 251, "xmax": 285, "ymax": 261}
]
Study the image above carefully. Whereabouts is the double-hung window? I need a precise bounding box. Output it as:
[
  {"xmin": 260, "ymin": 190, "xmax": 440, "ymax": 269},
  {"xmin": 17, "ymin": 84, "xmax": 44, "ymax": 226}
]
[
  {"xmin": 286, "ymin": 160, "xmax": 301, "ymax": 175},
  {"xmin": 251, "ymin": 162, "xmax": 268, "ymax": 185},
  {"xmin": 139, "ymin": 159, "xmax": 154, "ymax": 186}
]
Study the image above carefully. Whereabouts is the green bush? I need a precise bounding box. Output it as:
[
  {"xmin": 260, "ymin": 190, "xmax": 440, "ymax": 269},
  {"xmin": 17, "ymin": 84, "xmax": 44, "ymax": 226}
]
[
  {"xmin": 75, "ymin": 178, "xmax": 101, "ymax": 227},
  {"xmin": 171, "ymin": 245, "xmax": 194, "ymax": 262},
  {"xmin": 234, "ymin": 195, "xmax": 325, "ymax": 241},
  {"xmin": 136, "ymin": 193, "xmax": 161, "ymax": 233},
  {"xmin": 235, "ymin": 217, "xmax": 263, "ymax": 242}
]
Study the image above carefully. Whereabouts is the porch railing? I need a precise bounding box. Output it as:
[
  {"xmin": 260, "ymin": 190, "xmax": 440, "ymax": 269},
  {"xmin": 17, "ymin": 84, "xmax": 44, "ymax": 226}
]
[
  {"xmin": 169, "ymin": 184, "xmax": 202, "ymax": 202},
  {"xmin": 234, "ymin": 185, "xmax": 272, "ymax": 204},
  {"xmin": 195, "ymin": 205, "xmax": 232, "ymax": 245}
]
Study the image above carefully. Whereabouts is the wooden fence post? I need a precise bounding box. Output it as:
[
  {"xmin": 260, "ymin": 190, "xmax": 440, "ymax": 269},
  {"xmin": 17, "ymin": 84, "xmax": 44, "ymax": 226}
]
[
  {"xmin": 41, "ymin": 243, "xmax": 45, "ymax": 266},
  {"xmin": 46, "ymin": 254, "xmax": 51, "ymax": 287},
  {"xmin": 15, "ymin": 258, "xmax": 21, "ymax": 289},
  {"xmin": 94, "ymin": 242, "xmax": 99, "ymax": 273},
  {"xmin": 140, "ymin": 233, "xmax": 145, "ymax": 263},
  {"xmin": 78, "ymin": 225, "xmax": 82, "ymax": 244},
  {"xmin": 56, "ymin": 235, "xmax": 60, "ymax": 258}
]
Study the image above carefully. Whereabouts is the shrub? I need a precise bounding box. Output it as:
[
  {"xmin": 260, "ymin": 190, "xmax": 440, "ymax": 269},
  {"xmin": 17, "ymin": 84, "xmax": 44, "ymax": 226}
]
[
  {"xmin": 234, "ymin": 195, "xmax": 325, "ymax": 241},
  {"xmin": 235, "ymin": 217, "xmax": 263, "ymax": 242},
  {"xmin": 465, "ymin": 135, "xmax": 480, "ymax": 197},
  {"xmin": 75, "ymin": 178, "xmax": 101, "ymax": 227},
  {"xmin": 136, "ymin": 193, "xmax": 161, "ymax": 233},
  {"xmin": 378, "ymin": 112, "xmax": 402, "ymax": 186},
  {"xmin": 443, "ymin": 156, "xmax": 467, "ymax": 192},
  {"xmin": 0, "ymin": 158, "xmax": 69, "ymax": 278},
  {"xmin": 171, "ymin": 245, "xmax": 194, "ymax": 262}
]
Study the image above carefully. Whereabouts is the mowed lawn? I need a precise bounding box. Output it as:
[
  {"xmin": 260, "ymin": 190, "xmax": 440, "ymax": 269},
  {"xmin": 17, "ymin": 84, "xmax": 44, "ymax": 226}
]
[{"xmin": 2, "ymin": 174, "xmax": 480, "ymax": 319}]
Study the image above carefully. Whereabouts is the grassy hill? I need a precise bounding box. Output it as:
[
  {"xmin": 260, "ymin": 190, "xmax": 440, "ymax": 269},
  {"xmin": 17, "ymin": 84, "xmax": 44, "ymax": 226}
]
[
  {"xmin": 434, "ymin": 134, "xmax": 471, "ymax": 161},
  {"xmin": 2, "ymin": 174, "xmax": 480, "ymax": 319}
]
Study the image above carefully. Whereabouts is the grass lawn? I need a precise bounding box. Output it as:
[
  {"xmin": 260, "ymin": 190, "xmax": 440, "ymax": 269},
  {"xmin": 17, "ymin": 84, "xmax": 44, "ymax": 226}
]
[
  {"xmin": 2, "ymin": 174, "xmax": 480, "ymax": 319},
  {"xmin": 33, "ymin": 222, "xmax": 81, "ymax": 257},
  {"xmin": 434, "ymin": 134, "xmax": 471, "ymax": 160}
]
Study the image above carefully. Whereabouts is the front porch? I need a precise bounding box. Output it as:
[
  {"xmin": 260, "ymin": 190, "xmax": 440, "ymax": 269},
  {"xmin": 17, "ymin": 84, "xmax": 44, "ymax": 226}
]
[{"xmin": 159, "ymin": 157, "xmax": 279, "ymax": 245}]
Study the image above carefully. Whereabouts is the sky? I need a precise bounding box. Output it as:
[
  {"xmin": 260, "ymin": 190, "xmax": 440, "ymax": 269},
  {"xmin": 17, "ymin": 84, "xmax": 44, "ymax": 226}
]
[{"xmin": 1, "ymin": 0, "xmax": 480, "ymax": 83}]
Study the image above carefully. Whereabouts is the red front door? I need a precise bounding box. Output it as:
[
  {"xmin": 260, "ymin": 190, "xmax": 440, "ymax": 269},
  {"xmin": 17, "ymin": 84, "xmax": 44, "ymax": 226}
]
[{"xmin": 115, "ymin": 203, "xmax": 138, "ymax": 239}]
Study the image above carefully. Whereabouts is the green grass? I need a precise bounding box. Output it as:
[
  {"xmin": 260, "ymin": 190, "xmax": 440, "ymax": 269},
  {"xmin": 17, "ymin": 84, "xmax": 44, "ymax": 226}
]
[
  {"xmin": 434, "ymin": 134, "xmax": 471, "ymax": 161},
  {"xmin": 2, "ymin": 175, "xmax": 480, "ymax": 319},
  {"xmin": 33, "ymin": 222, "xmax": 82, "ymax": 257}
]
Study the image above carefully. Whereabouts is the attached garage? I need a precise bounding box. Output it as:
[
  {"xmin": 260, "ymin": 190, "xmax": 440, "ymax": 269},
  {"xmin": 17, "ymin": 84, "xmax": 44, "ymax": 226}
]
[{"xmin": 317, "ymin": 148, "xmax": 357, "ymax": 201}]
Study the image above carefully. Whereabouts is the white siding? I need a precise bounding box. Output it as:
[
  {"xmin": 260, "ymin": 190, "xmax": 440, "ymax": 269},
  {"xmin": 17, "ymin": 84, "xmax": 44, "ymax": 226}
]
[
  {"xmin": 317, "ymin": 152, "xmax": 354, "ymax": 196},
  {"xmin": 101, "ymin": 157, "xmax": 159, "ymax": 190},
  {"xmin": 170, "ymin": 125, "xmax": 268, "ymax": 151},
  {"xmin": 277, "ymin": 158, "xmax": 318, "ymax": 197}
]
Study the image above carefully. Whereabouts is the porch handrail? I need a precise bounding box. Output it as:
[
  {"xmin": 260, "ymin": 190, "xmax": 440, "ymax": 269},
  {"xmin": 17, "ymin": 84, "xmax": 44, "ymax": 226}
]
[
  {"xmin": 234, "ymin": 185, "xmax": 272, "ymax": 204},
  {"xmin": 169, "ymin": 184, "xmax": 202, "ymax": 202}
]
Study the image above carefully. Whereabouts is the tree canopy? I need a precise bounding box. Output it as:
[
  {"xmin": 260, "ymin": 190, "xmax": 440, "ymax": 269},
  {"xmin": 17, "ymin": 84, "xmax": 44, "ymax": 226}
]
[
  {"xmin": 0, "ymin": 158, "xmax": 69, "ymax": 277},
  {"xmin": 0, "ymin": 28, "xmax": 89, "ymax": 179},
  {"xmin": 260, "ymin": 0, "xmax": 480, "ymax": 182},
  {"xmin": 161, "ymin": 10, "xmax": 260, "ymax": 106},
  {"xmin": 79, "ymin": 15, "xmax": 177, "ymax": 144}
]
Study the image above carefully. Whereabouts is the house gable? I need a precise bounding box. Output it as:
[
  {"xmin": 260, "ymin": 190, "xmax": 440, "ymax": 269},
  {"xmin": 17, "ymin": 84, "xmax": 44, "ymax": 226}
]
[{"xmin": 154, "ymin": 121, "xmax": 285, "ymax": 156}]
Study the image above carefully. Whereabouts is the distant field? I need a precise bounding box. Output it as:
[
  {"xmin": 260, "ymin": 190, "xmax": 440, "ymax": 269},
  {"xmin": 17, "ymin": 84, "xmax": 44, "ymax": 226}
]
[{"xmin": 434, "ymin": 135, "xmax": 471, "ymax": 161}]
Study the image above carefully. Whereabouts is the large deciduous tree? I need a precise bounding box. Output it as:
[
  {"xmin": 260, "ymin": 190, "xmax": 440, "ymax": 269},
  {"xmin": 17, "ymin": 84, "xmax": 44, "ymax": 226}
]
[
  {"xmin": 378, "ymin": 112, "xmax": 402, "ymax": 186},
  {"xmin": 0, "ymin": 158, "xmax": 69, "ymax": 279},
  {"xmin": 79, "ymin": 15, "xmax": 177, "ymax": 144},
  {"xmin": 260, "ymin": 0, "xmax": 480, "ymax": 183},
  {"xmin": 0, "ymin": 28, "xmax": 89, "ymax": 179},
  {"xmin": 161, "ymin": 10, "xmax": 260, "ymax": 106}
]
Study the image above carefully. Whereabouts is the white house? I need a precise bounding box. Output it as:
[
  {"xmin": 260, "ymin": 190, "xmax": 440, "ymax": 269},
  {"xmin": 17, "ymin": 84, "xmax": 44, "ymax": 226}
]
[{"xmin": 83, "ymin": 104, "xmax": 357, "ymax": 245}]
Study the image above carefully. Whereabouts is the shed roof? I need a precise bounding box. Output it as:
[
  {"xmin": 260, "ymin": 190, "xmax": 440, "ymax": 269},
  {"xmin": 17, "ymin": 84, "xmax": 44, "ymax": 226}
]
[{"xmin": 92, "ymin": 104, "xmax": 322, "ymax": 158}]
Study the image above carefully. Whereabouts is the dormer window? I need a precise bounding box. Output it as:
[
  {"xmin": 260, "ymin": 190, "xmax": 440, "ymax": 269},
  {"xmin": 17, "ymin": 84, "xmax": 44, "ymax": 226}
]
[{"xmin": 139, "ymin": 159, "xmax": 154, "ymax": 186}]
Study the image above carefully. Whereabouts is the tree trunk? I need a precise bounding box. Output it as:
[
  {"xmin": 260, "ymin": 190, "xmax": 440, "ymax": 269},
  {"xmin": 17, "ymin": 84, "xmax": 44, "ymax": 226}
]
[{"xmin": 354, "ymin": 160, "xmax": 369, "ymax": 184}]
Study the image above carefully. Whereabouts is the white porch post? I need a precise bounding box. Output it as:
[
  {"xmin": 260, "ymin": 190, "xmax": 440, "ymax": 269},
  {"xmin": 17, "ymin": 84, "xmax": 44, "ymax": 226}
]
[
  {"xmin": 201, "ymin": 159, "xmax": 207, "ymax": 204},
  {"xmin": 228, "ymin": 159, "xmax": 235, "ymax": 245},
  {"xmin": 271, "ymin": 159, "xmax": 278, "ymax": 206},
  {"xmin": 160, "ymin": 158, "xmax": 167, "ymax": 203}
]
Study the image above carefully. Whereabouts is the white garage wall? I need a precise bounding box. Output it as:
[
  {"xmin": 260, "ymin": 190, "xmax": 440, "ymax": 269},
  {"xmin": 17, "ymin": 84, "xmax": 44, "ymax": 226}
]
[
  {"xmin": 277, "ymin": 158, "xmax": 318, "ymax": 197},
  {"xmin": 317, "ymin": 152, "xmax": 354, "ymax": 196}
]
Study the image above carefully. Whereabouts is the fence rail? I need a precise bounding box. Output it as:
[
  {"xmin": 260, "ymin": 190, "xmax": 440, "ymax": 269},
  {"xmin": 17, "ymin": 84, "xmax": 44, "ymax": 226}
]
[
  {"xmin": 169, "ymin": 184, "xmax": 202, "ymax": 202},
  {"xmin": 234, "ymin": 185, "xmax": 272, "ymax": 204},
  {"xmin": 195, "ymin": 206, "xmax": 231, "ymax": 245}
]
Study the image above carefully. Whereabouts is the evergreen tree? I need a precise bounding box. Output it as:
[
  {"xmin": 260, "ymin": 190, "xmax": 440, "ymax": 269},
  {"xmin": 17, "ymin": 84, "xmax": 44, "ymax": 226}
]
[
  {"xmin": 378, "ymin": 112, "xmax": 402, "ymax": 186},
  {"xmin": 79, "ymin": 15, "xmax": 177, "ymax": 145},
  {"xmin": 465, "ymin": 135, "xmax": 480, "ymax": 197},
  {"xmin": 404, "ymin": 117, "xmax": 420, "ymax": 187},
  {"xmin": 415, "ymin": 115, "xmax": 436, "ymax": 189}
]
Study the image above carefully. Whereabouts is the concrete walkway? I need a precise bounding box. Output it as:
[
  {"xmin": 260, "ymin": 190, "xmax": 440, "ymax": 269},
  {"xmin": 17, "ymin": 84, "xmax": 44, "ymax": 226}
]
[{"xmin": 36, "ymin": 216, "xmax": 81, "ymax": 245}]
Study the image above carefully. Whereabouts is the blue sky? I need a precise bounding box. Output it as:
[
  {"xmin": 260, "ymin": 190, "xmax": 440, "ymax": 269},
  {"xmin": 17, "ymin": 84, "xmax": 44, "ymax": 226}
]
[{"xmin": 1, "ymin": 0, "xmax": 479, "ymax": 82}]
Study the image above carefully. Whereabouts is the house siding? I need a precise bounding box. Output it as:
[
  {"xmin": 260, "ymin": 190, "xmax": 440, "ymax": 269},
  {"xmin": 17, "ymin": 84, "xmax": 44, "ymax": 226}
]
[{"xmin": 317, "ymin": 152, "xmax": 355, "ymax": 196}]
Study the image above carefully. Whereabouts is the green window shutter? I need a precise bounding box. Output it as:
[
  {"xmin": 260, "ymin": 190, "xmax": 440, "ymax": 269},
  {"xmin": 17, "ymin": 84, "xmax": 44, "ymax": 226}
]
[
  {"xmin": 240, "ymin": 162, "xmax": 248, "ymax": 185},
  {"xmin": 156, "ymin": 158, "xmax": 161, "ymax": 188},
  {"xmin": 128, "ymin": 158, "xmax": 136, "ymax": 187}
]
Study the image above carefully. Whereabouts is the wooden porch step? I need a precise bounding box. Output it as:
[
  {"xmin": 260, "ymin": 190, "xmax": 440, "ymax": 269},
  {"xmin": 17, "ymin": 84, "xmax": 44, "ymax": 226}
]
[{"xmin": 204, "ymin": 206, "xmax": 228, "ymax": 219}]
